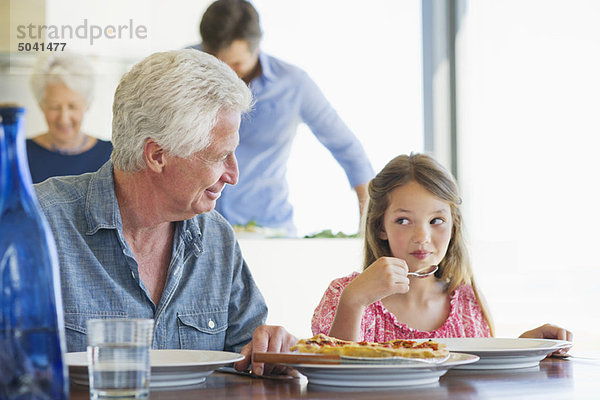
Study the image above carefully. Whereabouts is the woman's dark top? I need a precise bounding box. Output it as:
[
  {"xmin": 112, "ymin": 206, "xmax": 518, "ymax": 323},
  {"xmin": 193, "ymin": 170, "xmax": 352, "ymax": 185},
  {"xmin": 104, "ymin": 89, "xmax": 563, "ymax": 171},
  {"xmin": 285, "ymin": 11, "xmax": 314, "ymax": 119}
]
[{"xmin": 26, "ymin": 138, "xmax": 113, "ymax": 183}]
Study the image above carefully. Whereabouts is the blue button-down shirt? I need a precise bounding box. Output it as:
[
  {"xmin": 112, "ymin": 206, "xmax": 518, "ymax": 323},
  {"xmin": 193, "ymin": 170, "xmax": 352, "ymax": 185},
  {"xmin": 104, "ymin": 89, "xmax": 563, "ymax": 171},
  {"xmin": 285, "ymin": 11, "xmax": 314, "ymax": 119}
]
[
  {"xmin": 188, "ymin": 47, "xmax": 374, "ymax": 235},
  {"xmin": 34, "ymin": 161, "xmax": 267, "ymax": 353}
]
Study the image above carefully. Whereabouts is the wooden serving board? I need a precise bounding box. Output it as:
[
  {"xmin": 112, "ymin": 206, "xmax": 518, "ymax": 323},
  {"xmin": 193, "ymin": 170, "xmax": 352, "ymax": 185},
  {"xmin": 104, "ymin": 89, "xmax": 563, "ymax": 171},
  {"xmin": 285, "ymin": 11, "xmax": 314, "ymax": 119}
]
[{"xmin": 252, "ymin": 352, "xmax": 342, "ymax": 365}]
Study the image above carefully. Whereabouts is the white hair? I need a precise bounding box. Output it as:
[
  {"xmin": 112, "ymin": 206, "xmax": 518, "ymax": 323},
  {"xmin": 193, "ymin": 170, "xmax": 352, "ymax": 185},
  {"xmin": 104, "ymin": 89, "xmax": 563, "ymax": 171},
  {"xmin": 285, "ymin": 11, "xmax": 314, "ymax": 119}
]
[
  {"xmin": 30, "ymin": 52, "xmax": 95, "ymax": 105},
  {"xmin": 111, "ymin": 49, "xmax": 252, "ymax": 173}
]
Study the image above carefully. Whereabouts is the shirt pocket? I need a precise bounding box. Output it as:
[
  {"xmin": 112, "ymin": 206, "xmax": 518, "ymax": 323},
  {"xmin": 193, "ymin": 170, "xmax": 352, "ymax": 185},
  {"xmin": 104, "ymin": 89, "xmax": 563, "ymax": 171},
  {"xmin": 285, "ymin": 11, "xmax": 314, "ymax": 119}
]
[
  {"xmin": 177, "ymin": 311, "xmax": 228, "ymax": 350},
  {"xmin": 63, "ymin": 311, "xmax": 127, "ymax": 353}
]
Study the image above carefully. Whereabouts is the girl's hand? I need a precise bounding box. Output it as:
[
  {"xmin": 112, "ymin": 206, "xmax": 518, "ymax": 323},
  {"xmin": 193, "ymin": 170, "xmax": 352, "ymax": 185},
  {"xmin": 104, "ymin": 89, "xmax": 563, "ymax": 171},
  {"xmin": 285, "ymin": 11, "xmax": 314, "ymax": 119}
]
[
  {"xmin": 341, "ymin": 256, "xmax": 410, "ymax": 309},
  {"xmin": 328, "ymin": 257, "xmax": 410, "ymax": 341},
  {"xmin": 519, "ymin": 323, "xmax": 573, "ymax": 356}
]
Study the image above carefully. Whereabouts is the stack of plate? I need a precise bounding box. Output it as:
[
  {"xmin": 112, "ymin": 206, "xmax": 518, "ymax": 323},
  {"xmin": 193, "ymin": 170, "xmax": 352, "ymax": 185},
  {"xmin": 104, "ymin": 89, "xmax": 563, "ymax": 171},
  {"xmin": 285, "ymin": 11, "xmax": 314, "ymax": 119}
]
[
  {"xmin": 434, "ymin": 337, "xmax": 571, "ymax": 370},
  {"xmin": 288, "ymin": 352, "xmax": 479, "ymax": 387},
  {"xmin": 66, "ymin": 349, "xmax": 244, "ymax": 388}
]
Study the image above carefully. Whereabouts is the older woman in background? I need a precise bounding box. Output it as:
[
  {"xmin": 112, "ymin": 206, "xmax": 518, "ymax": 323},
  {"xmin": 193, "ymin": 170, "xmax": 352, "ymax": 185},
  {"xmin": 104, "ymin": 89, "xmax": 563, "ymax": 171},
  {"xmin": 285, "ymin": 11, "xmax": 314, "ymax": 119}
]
[{"xmin": 27, "ymin": 52, "xmax": 112, "ymax": 183}]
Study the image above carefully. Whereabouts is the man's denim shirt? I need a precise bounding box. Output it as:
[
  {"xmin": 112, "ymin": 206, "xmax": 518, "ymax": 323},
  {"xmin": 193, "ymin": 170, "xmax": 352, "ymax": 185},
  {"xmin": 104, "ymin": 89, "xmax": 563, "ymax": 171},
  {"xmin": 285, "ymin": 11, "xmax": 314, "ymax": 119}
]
[{"xmin": 34, "ymin": 161, "xmax": 267, "ymax": 353}]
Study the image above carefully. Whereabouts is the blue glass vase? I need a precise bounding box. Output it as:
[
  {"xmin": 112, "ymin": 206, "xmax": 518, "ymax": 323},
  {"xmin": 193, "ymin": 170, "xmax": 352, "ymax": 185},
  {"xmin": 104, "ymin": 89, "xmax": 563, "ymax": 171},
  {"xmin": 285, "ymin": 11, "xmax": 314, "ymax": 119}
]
[{"xmin": 0, "ymin": 106, "xmax": 68, "ymax": 400}]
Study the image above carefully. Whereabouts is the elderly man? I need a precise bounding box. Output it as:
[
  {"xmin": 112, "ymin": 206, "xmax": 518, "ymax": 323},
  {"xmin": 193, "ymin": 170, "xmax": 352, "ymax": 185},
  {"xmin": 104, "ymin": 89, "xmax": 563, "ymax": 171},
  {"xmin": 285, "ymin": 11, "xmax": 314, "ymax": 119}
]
[{"xmin": 34, "ymin": 49, "xmax": 295, "ymax": 375}]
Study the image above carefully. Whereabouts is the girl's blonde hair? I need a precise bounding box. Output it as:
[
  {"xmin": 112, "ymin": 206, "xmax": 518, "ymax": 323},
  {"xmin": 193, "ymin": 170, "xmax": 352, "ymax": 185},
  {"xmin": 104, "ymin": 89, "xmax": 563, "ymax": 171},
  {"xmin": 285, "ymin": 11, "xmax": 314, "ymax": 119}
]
[{"xmin": 363, "ymin": 153, "xmax": 494, "ymax": 334}]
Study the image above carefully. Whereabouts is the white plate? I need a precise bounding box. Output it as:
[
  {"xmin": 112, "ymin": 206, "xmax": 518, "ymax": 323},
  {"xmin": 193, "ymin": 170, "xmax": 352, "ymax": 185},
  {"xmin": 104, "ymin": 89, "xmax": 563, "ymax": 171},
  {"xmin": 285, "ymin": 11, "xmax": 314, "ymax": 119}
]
[
  {"xmin": 289, "ymin": 352, "xmax": 479, "ymax": 387},
  {"xmin": 341, "ymin": 353, "xmax": 451, "ymax": 365},
  {"xmin": 434, "ymin": 338, "xmax": 572, "ymax": 370},
  {"xmin": 66, "ymin": 349, "xmax": 244, "ymax": 388}
]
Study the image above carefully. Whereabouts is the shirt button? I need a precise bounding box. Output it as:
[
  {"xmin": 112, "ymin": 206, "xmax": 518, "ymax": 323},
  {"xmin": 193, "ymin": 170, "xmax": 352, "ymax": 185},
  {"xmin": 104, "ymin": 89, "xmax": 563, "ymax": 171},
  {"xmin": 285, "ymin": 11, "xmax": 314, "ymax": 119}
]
[{"xmin": 208, "ymin": 319, "xmax": 215, "ymax": 329}]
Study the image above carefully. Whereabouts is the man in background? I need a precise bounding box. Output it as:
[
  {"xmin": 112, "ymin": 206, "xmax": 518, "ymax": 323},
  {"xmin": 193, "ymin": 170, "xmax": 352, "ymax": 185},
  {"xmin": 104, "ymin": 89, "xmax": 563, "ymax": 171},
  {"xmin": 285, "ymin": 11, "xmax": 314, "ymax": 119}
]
[{"xmin": 190, "ymin": 0, "xmax": 374, "ymax": 236}]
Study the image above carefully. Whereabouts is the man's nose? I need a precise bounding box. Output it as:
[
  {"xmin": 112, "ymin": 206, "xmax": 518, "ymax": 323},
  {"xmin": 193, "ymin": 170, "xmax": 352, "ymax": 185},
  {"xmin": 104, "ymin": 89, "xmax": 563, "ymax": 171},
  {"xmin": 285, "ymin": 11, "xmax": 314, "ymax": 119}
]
[{"xmin": 222, "ymin": 154, "xmax": 238, "ymax": 186}]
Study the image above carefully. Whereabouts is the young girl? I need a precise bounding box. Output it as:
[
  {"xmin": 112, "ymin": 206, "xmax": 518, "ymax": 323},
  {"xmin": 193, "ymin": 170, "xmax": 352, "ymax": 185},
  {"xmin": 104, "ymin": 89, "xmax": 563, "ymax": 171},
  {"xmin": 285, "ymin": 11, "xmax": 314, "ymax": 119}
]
[{"xmin": 311, "ymin": 153, "xmax": 571, "ymax": 345}]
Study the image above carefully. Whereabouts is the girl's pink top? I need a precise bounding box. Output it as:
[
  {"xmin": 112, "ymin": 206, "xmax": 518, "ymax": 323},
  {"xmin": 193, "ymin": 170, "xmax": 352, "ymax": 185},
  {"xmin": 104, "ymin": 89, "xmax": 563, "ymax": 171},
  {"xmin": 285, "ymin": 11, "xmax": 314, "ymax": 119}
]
[{"xmin": 311, "ymin": 272, "xmax": 491, "ymax": 341}]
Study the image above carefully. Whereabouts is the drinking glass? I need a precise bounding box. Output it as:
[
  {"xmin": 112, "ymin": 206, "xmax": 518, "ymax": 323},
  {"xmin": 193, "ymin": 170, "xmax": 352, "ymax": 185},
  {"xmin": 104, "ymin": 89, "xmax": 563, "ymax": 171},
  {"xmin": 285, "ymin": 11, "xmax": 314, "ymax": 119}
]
[{"xmin": 87, "ymin": 319, "xmax": 154, "ymax": 399}]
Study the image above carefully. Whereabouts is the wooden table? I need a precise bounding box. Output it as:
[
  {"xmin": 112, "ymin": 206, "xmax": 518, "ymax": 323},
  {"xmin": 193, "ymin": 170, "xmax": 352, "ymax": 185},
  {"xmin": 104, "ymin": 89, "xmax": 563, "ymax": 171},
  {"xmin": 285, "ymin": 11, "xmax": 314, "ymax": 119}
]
[{"xmin": 69, "ymin": 358, "xmax": 600, "ymax": 399}]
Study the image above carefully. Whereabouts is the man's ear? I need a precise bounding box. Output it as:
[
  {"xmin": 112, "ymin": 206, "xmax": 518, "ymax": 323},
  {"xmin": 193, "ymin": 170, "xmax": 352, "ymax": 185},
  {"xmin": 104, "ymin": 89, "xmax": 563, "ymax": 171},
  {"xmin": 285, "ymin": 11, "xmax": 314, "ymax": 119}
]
[{"xmin": 143, "ymin": 139, "xmax": 165, "ymax": 173}]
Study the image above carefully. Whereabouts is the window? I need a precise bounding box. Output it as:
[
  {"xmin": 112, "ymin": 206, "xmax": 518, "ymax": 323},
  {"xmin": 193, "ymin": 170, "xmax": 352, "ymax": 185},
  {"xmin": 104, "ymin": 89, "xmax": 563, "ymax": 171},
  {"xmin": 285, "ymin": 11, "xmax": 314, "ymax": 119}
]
[
  {"xmin": 456, "ymin": 0, "xmax": 600, "ymax": 352},
  {"xmin": 256, "ymin": 0, "xmax": 424, "ymax": 236}
]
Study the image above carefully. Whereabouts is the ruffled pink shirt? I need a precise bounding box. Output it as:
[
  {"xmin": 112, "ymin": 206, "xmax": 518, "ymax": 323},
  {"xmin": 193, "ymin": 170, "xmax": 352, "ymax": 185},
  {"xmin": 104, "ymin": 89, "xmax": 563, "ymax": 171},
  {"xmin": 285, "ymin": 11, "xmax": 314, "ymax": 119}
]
[{"xmin": 311, "ymin": 272, "xmax": 491, "ymax": 341}]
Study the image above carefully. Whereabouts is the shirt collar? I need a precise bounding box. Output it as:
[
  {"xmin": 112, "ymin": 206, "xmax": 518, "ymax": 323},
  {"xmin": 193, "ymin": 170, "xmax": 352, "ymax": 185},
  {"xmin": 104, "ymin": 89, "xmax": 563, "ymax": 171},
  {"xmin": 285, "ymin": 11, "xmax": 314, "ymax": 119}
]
[
  {"xmin": 181, "ymin": 217, "xmax": 204, "ymax": 256},
  {"xmin": 84, "ymin": 160, "xmax": 205, "ymax": 256},
  {"xmin": 257, "ymin": 51, "xmax": 275, "ymax": 82},
  {"xmin": 85, "ymin": 161, "xmax": 120, "ymax": 234}
]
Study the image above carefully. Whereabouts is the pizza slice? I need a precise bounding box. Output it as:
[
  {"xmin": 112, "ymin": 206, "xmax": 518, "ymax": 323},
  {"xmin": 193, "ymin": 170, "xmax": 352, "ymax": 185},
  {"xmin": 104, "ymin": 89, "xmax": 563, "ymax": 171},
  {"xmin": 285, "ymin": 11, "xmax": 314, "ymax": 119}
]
[{"xmin": 290, "ymin": 333, "xmax": 449, "ymax": 359}]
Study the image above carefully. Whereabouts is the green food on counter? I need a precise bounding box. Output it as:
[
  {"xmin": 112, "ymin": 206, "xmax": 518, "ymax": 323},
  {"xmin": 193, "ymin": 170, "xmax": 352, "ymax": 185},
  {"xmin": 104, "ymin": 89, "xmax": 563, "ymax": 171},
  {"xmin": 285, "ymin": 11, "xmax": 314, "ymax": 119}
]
[
  {"xmin": 304, "ymin": 229, "xmax": 359, "ymax": 239},
  {"xmin": 232, "ymin": 220, "xmax": 262, "ymax": 232},
  {"xmin": 232, "ymin": 220, "xmax": 287, "ymax": 237}
]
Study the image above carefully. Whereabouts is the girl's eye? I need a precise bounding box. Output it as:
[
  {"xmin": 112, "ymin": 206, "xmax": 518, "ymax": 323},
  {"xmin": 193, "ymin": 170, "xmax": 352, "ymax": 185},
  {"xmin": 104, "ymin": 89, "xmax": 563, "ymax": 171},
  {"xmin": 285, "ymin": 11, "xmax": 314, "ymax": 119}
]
[
  {"xmin": 431, "ymin": 217, "xmax": 444, "ymax": 225},
  {"xmin": 395, "ymin": 218, "xmax": 409, "ymax": 225}
]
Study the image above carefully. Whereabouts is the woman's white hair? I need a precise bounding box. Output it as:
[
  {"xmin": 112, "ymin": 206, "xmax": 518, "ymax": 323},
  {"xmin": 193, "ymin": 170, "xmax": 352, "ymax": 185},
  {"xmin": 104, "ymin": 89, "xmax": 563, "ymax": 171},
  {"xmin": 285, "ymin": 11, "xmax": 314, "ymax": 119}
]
[
  {"xmin": 111, "ymin": 49, "xmax": 252, "ymax": 173},
  {"xmin": 30, "ymin": 52, "xmax": 95, "ymax": 105}
]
